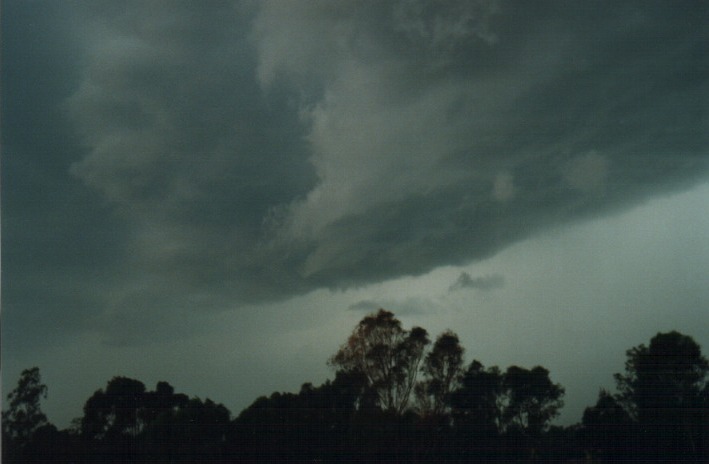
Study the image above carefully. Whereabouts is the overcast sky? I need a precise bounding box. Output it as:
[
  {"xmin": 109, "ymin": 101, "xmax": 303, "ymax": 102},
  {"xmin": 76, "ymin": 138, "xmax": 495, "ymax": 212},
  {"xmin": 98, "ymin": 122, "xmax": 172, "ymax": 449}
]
[{"xmin": 2, "ymin": 0, "xmax": 708, "ymax": 428}]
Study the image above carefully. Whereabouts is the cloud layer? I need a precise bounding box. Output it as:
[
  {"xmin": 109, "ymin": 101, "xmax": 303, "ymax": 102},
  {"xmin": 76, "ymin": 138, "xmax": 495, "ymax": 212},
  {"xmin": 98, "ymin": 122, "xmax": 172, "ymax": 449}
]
[{"xmin": 4, "ymin": 0, "xmax": 708, "ymax": 347}]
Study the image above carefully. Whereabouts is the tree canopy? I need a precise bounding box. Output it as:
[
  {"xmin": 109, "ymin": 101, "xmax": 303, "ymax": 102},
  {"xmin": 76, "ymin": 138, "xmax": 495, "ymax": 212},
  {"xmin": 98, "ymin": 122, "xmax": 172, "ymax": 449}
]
[
  {"xmin": 611, "ymin": 330, "xmax": 709, "ymax": 460},
  {"xmin": 329, "ymin": 309, "xmax": 430, "ymax": 414},
  {"xmin": 2, "ymin": 367, "xmax": 48, "ymax": 445},
  {"xmin": 3, "ymin": 317, "xmax": 707, "ymax": 463},
  {"xmin": 416, "ymin": 330, "xmax": 465, "ymax": 417},
  {"xmin": 615, "ymin": 330, "xmax": 708, "ymax": 421}
]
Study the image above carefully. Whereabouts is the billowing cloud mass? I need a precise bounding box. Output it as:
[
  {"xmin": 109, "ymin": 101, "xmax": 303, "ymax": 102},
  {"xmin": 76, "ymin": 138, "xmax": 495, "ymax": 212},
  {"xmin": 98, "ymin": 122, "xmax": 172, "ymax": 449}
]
[
  {"xmin": 3, "ymin": 0, "xmax": 707, "ymax": 349},
  {"xmin": 3, "ymin": 0, "xmax": 708, "ymax": 432}
]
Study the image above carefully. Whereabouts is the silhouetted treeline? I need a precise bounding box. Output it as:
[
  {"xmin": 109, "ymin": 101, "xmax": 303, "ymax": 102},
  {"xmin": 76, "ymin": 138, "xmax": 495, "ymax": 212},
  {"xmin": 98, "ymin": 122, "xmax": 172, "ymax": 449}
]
[{"xmin": 3, "ymin": 309, "xmax": 708, "ymax": 463}]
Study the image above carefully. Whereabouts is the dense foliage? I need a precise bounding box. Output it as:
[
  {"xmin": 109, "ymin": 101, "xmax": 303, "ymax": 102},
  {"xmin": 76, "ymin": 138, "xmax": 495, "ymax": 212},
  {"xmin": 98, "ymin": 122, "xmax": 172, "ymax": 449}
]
[{"xmin": 3, "ymin": 310, "xmax": 708, "ymax": 463}]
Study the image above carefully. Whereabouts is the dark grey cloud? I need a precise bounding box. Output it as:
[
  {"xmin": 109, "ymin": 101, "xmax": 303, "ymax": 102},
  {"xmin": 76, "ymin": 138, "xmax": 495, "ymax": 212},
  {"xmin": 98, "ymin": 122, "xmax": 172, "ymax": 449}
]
[
  {"xmin": 258, "ymin": 0, "xmax": 708, "ymax": 285},
  {"xmin": 1, "ymin": 0, "xmax": 129, "ymax": 354},
  {"xmin": 450, "ymin": 272, "xmax": 505, "ymax": 292},
  {"xmin": 42, "ymin": 1, "xmax": 317, "ymax": 343},
  {"xmin": 2, "ymin": 0, "xmax": 708, "ymax": 351}
]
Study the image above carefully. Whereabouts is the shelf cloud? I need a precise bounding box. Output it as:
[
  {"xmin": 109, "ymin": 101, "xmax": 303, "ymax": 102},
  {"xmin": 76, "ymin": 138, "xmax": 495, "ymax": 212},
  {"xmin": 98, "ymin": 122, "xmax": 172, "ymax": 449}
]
[{"xmin": 5, "ymin": 0, "xmax": 707, "ymax": 347}]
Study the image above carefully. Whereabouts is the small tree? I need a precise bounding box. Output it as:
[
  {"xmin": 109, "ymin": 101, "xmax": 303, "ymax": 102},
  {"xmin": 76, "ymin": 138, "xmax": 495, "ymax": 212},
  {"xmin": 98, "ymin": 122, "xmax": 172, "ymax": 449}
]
[
  {"xmin": 450, "ymin": 360, "xmax": 505, "ymax": 433},
  {"xmin": 502, "ymin": 365, "xmax": 564, "ymax": 436},
  {"xmin": 416, "ymin": 330, "xmax": 465, "ymax": 417},
  {"xmin": 329, "ymin": 309, "xmax": 429, "ymax": 414},
  {"xmin": 2, "ymin": 367, "xmax": 49, "ymax": 447},
  {"xmin": 581, "ymin": 389, "xmax": 632, "ymax": 460},
  {"xmin": 615, "ymin": 331, "xmax": 708, "ymax": 422},
  {"xmin": 614, "ymin": 331, "xmax": 708, "ymax": 458},
  {"xmin": 450, "ymin": 362, "xmax": 564, "ymax": 436},
  {"xmin": 81, "ymin": 376, "xmax": 147, "ymax": 439}
]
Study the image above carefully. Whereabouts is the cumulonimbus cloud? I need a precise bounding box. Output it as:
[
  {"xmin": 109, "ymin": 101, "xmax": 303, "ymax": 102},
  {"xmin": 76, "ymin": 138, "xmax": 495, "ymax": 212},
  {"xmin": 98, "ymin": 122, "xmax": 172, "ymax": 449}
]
[{"xmin": 63, "ymin": 0, "xmax": 707, "ymax": 342}]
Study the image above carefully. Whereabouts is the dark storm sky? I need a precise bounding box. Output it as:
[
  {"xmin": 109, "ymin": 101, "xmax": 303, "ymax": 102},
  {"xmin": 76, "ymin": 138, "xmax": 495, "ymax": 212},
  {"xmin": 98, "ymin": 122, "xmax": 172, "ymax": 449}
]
[{"xmin": 2, "ymin": 0, "xmax": 708, "ymax": 427}]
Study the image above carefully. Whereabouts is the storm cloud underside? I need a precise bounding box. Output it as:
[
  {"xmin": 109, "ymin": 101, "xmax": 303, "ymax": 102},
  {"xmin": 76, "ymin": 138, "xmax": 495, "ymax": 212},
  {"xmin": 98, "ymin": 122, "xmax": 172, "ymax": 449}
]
[{"xmin": 3, "ymin": 1, "xmax": 708, "ymax": 347}]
